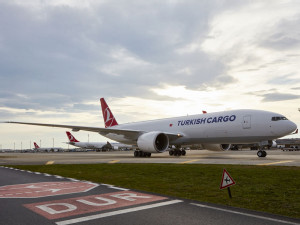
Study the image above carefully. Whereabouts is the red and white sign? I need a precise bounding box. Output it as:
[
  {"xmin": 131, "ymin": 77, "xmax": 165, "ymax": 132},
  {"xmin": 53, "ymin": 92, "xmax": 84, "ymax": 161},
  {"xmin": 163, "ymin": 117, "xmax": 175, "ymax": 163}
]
[
  {"xmin": 220, "ymin": 169, "xmax": 236, "ymax": 189},
  {"xmin": 0, "ymin": 182, "xmax": 98, "ymax": 198},
  {"xmin": 24, "ymin": 191, "xmax": 167, "ymax": 219}
]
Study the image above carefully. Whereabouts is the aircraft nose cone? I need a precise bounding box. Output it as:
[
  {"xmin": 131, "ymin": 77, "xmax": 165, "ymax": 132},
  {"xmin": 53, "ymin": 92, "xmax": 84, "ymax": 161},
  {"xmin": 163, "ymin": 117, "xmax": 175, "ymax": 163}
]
[{"xmin": 289, "ymin": 121, "xmax": 297, "ymax": 133}]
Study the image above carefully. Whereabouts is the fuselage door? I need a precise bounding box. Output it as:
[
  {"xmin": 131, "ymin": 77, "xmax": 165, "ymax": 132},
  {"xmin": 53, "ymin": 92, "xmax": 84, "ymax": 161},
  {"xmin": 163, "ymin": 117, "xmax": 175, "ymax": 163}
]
[{"xmin": 243, "ymin": 115, "xmax": 251, "ymax": 129}]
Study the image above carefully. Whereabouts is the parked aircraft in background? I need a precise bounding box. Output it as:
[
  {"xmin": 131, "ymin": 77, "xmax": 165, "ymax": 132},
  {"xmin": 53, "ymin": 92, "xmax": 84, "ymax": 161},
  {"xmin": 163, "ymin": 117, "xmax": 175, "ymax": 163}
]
[
  {"xmin": 33, "ymin": 142, "xmax": 63, "ymax": 152},
  {"xmin": 5, "ymin": 98, "xmax": 297, "ymax": 158},
  {"xmin": 66, "ymin": 131, "xmax": 112, "ymax": 151},
  {"xmin": 66, "ymin": 131, "xmax": 132, "ymax": 151}
]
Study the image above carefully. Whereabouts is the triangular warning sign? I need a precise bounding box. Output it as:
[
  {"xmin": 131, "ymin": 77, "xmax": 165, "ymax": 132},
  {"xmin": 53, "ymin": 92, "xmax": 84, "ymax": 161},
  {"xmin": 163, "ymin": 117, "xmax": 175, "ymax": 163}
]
[{"xmin": 220, "ymin": 169, "xmax": 236, "ymax": 189}]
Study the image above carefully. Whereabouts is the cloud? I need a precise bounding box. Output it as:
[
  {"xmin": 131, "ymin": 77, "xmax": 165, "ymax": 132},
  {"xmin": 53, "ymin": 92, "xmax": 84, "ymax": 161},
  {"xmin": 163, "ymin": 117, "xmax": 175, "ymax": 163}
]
[
  {"xmin": 261, "ymin": 93, "xmax": 300, "ymax": 102},
  {"xmin": 260, "ymin": 17, "xmax": 300, "ymax": 50},
  {"xmin": 0, "ymin": 0, "xmax": 232, "ymax": 112},
  {"xmin": 1, "ymin": 0, "xmax": 300, "ymax": 147}
]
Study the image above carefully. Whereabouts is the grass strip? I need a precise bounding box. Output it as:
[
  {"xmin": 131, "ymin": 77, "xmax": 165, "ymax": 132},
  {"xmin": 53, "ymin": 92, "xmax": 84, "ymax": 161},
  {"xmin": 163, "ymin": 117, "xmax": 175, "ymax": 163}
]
[{"xmin": 9, "ymin": 164, "xmax": 300, "ymax": 219}]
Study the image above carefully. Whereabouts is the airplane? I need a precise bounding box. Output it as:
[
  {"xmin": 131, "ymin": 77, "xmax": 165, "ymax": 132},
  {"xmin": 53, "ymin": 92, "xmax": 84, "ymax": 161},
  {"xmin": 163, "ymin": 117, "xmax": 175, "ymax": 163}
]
[
  {"xmin": 33, "ymin": 142, "xmax": 63, "ymax": 152},
  {"xmin": 5, "ymin": 98, "xmax": 297, "ymax": 158},
  {"xmin": 66, "ymin": 131, "xmax": 113, "ymax": 151}
]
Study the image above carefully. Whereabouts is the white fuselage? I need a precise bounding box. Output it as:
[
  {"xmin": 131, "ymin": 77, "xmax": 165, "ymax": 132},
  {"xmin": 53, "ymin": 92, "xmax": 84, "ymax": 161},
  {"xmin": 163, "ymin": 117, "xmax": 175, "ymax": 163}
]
[
  {"xmin": 68, "ymin": 142, "xmax": 107, "ymax": 149},
  {"xmin": 104, "ymin": 109, "xmax": 297, "ymax": 145}
]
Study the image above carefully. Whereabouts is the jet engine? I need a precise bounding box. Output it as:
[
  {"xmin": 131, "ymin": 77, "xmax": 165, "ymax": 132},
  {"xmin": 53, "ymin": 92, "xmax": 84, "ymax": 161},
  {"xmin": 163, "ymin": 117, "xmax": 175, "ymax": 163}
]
[
  {"xmin": 137, "ymin": 131, "xmax": 169, "ymax": 153},
  {"xmin": 201, "ymin": 144, "xmax": 231, "ymax": 151}
]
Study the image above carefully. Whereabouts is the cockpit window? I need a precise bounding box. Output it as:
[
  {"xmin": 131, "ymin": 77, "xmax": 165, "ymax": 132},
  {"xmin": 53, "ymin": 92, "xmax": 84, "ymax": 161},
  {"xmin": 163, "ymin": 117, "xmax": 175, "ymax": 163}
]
[{"xmin": 271, "ymin": 116, "xmax": 288, "ymax": 121}]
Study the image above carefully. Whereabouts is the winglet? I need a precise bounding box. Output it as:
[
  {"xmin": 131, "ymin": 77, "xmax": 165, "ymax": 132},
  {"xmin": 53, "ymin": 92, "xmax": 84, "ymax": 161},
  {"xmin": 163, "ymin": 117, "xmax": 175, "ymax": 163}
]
[
  {"xmin": 66, "ymin": 131, "xmax": 79, "ymax": 142},
  {"xmin": 100, "ymin": 98, "xmax": 118, "ymax": 128}
]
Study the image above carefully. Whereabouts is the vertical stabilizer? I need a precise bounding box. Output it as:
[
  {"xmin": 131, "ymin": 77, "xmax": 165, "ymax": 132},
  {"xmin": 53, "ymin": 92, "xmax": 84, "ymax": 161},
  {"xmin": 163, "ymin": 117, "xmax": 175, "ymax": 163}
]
[
  {"xmin": 66, "ymin": 131, "xmax": 79, "ymax": 142},
  {"xmin": 100, "ymin": 98, "xmax": 118, "ymax": 128},
  {"xmin": 34, "ymin": 142, "xmax": 40, "ymax": 149}
]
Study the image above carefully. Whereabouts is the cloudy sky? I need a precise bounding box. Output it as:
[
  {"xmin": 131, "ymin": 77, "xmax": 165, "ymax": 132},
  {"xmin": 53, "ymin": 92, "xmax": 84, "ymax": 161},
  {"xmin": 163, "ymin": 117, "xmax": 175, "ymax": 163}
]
[{"xmin": 0, "ymin": 0, "xmax": 299, "ymax": 149}]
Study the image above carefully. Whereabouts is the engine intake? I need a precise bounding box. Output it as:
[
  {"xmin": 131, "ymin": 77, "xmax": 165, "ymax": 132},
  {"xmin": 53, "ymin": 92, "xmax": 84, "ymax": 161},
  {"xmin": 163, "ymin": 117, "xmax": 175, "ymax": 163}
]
[{"xmin": 137, "ymin": 132, "xmax": 169, "ymax": 153}]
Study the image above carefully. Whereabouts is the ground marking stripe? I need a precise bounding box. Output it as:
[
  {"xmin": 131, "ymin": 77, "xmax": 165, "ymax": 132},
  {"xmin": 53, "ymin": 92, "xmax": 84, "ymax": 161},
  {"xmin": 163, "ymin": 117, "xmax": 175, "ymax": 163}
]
[
  {"xmin": 178, "ymin": 159, "xmax": 200, "ymax": 164},
  {"xmin": 46, "ymin": 161, "xmax": 54, "ymax": 165},
  {"xmin": 56, "ymin": 200, "xmax": 183, "ymax": 225},
  {"xmin": 258, "ymin": 160, "xmax": 294, "ymax": 166},
  {"xmin": 108, "ymin": 160, "xmax": 120, "ymax": 164},
  {"xmin": 191, "ymin": 203, "xmax": 300, "ymax": 225}
]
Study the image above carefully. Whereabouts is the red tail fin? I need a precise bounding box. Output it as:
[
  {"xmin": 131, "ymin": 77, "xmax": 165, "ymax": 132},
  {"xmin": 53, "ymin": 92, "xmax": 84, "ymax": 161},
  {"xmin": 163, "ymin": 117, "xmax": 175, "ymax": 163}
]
[
  {"xmin": 100, "ymin": 98, "xmax": 118, "ymax": 128},
  {"xmin": 66, "ymin": 131, "xmax": 79, "ymax": 142},
  {"xmin": 34, "ymin": 142, "xmax": 40, "ymax": 149}
]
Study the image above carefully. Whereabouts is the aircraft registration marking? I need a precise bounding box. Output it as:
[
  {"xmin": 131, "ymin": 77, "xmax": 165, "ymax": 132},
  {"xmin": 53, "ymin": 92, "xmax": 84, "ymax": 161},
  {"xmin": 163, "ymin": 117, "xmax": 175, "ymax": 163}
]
[{"xmin": 258, "ymin": 160, "xmax": 294, "ymax": 166}]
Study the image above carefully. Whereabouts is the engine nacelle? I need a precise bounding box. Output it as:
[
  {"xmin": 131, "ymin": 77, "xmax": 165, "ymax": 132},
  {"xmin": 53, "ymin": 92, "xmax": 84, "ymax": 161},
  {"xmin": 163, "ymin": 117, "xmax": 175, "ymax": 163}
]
[
  {"xmin": 202, "ymin": 144, "xmax": 231, "ymax": 151},
  {"xmin": 137, "ymin": 132, "xmax": 169, "ymax": 153}
]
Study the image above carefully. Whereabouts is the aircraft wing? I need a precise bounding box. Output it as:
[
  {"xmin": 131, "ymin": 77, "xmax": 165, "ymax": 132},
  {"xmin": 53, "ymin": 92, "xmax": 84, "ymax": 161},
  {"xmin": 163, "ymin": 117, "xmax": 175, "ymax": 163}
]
[{"xmin": 5, "ymin": 121, "xmax": 183, "ymax": 143}]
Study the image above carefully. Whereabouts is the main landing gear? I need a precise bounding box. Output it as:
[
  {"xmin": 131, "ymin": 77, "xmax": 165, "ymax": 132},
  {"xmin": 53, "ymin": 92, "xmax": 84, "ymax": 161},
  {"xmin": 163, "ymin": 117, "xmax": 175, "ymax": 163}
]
[
  {"xmin": 257, "ymin": 150, "xmax": 267, "ymax": 157},
  {"xmin": 169, "ymin": 148, "xmax": 186, "ymax": 156},
  {"xmin": 134, "ymin": 151, "xmax": 151, "ymax": 157}
]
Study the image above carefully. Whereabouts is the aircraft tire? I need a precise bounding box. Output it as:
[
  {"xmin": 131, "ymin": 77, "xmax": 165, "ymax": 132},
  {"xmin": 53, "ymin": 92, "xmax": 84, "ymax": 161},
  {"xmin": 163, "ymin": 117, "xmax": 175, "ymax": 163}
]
[
  {"xmin": 262, "ymin": 150, "xmax": 267, "ymax": 157},
  {"xmin": 181, "ymin": 150, "xmax": 186, "ymax": 156},
  {"xmin": 177, "ymin": 150, "xmax": 182, "ymax": 156},
  {"xmin": 257, "ymin": 150, "xmax": 264, "ymax": 157},
  {"xmin": 169, "ymin": 150, "xmax": 174, "ymax": 156},
  {"xmin": 134, "ymin": 151, "xmax": 138, "ymax": 157}
]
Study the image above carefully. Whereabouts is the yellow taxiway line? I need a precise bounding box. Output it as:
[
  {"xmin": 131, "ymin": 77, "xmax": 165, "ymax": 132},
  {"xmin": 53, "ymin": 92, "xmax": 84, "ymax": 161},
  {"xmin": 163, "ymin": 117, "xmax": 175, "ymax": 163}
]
[
  {"xmin": 45, "ymin": 161, "xmax": 54, "ymax": 165},
  {"xmin": 108, "ymin": 160, "xmax": 120, "ymax": 164},
  {"xmin": 178, "ymin": 159, "xmax": 200, "ymax": 164},
  {"xmin": 258, "ymin": 160, "xmax": 293, "ymax": 166}
]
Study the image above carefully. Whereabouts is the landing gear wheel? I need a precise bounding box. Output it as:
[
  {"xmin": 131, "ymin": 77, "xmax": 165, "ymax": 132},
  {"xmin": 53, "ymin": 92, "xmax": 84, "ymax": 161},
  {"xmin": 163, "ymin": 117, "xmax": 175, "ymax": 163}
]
[
  {"xmin": 181, "ymin": 150, "xmax": 186, "ymax": 156},
  {"xmin": 169, "ymin": 150, "xmax": 174, "ymax": 156},
  {"xmin": 262, "ymin": 150, "xmax": 267, "ymax": 157},
  {"xmin": 257, "ymin": 150, "xmax": 267, "ymax": 157},
  {"xmin": 134, "ymin": 151, "xmax": 138, "ymax": 157}
]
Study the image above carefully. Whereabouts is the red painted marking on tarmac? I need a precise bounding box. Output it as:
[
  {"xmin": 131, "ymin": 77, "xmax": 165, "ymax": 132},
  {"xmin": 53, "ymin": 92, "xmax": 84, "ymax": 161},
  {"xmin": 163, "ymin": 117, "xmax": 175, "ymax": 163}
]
[
  {"xmin": 24, "ymin": 191, "xmax": 167, "ymax": 220},
  {"xmin": 0, "ymin": 182, "xmax": 98, "ymax": 198}
]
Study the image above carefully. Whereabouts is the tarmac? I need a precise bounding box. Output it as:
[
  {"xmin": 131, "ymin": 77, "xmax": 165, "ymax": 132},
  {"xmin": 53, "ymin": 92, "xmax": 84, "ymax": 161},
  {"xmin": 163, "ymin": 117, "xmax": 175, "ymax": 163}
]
[
  {"xmin": 1, "ymin": 165, "xmax": 299, "ymax": 225},
  {"xmin": 0, "ymin": 149, "xmax": 300, "ymax": 166}
]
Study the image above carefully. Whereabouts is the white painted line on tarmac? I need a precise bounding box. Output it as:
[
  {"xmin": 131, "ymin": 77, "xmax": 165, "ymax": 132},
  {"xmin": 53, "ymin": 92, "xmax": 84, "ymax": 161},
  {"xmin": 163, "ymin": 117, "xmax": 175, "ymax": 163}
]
[
  {"xmin": 101, "ymin": 184, "xmax": 129, "ymax": 191},
  {"xmin": 56, "ymin": 200, "xmax": 183, "ymax": 225},
  {"xmin": 191, "ymin": 203, "xmax": 300, "ymax": 225}
]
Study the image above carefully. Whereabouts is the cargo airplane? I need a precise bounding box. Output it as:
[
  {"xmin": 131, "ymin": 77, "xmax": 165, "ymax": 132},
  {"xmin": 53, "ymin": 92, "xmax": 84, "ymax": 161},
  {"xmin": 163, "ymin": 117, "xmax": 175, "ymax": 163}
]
[
  {"xmin": 66, "ymin": 131, "xmax": 113, "ymax": 151},
  {"xmin": 5, "ymin": 98, "xmax": 297, "ymax": 158},
  {"xmin": 33, "ymin": 142, "xmax": 63, "ymax": 152},
  {"xmin": 66, "ymin": 131, "xmax": 131, "ymax": 151}
]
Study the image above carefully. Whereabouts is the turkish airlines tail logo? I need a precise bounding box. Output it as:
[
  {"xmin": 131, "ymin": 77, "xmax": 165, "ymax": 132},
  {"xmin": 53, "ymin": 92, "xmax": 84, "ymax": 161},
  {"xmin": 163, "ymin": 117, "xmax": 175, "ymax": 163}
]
[
  {"xmin": 34, "ymin": 142, "xmax": 40, "ymax": 149},
  {"xmin": 100, "ymin": 98, "xmax": 118, "ymax": 128},
  {"xmin": 66, "ymin": 131, "xmax": 79, "ymax": 142}
]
